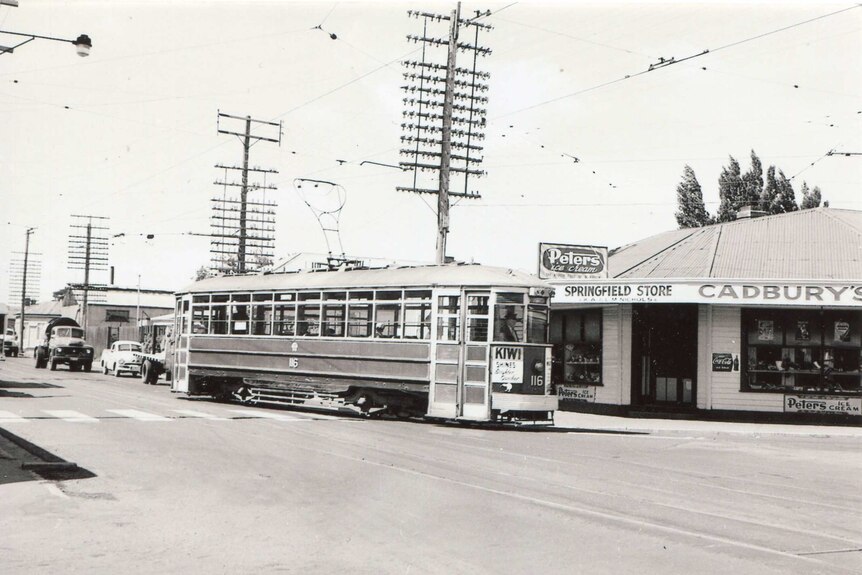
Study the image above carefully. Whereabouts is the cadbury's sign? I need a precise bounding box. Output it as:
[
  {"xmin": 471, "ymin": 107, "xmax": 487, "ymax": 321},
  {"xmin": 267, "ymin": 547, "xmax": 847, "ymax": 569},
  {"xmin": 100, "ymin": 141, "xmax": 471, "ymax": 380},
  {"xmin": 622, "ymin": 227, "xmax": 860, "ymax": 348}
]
[{"xmin": 539, "ymin": 243, "xmax": 608, "ymax": 279}]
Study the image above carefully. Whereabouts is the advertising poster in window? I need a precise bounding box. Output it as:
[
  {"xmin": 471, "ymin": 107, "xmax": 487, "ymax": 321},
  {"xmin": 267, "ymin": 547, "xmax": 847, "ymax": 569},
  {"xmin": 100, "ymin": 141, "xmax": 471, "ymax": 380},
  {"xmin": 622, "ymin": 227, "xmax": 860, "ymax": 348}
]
[
  {"xmin": 834, "ymin": 320, "xmax": 851, "ymax": 343},
  {"xmin": 757, "ymin": 320, "xmax": 775, "ymax": 342}
]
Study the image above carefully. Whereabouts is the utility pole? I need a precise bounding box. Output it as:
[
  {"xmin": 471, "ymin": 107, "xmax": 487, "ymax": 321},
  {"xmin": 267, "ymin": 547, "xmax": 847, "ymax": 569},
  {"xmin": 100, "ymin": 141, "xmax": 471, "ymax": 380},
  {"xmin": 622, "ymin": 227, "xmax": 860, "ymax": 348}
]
[
  {"xmin": 68, "ymin": 215, "xmax": 109, "ymax": 333},
  {"xmin": 18, "ymin": 227, "xmax": 35, "ymax": 353},
  {"xmin": 398, "ymin": 5, "xmax": 492, "ymax": 264},
  {"xmin": 216, "ymin": 111, "xmax": 281, "ymax": 274}
]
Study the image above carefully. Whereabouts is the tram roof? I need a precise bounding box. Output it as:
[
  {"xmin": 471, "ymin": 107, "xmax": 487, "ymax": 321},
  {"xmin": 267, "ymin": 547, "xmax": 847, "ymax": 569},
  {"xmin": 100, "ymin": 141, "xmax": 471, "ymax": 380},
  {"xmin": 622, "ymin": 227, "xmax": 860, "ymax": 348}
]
[{"xmin": 179, "ymin": 264, "xmax": 551, "ymax": 295}]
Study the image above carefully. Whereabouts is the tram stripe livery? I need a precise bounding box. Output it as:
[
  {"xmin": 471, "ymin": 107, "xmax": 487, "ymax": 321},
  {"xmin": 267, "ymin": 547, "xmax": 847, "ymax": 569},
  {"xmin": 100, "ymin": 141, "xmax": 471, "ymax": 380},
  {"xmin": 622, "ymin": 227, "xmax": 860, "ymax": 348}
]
[{"xmin": 169, "ymin": 264, "xmax": 558, "ymax": 423}]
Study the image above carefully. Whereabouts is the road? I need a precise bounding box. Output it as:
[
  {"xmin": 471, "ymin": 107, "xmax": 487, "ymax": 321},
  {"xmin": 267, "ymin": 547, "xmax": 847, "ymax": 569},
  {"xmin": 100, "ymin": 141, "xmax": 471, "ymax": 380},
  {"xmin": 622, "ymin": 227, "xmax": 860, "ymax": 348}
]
[{"xmin": 1, "ymin": 356, "xmax": 861, "ymax": 574}]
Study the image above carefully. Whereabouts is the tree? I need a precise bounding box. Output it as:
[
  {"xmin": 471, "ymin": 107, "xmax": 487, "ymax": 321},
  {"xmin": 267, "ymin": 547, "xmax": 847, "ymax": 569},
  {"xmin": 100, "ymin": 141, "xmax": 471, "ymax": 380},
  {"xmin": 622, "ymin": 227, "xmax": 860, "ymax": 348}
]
[
  {"xmin": 774, "ymin": 169, "xmax": 798, "ymax": 213},
  {"xmin": 742, "ymin": 150, "xmax": 763, "ymax": 206},
  {"xmin": 674, "ymin": 165, "xmax": 710, "ymax": 228},
  {"xmin": 800, "ymin": 182, "xmax": 823, "ymax": 209},
  {"xmin": 193, "ymin": 266, "xmax": 215, "ymax": 281},
  {"xmin": 716, "ymin": 156, "xmax": 745, "ymax": 222},
  {"xmin": 760, "ymin": 166, "xmax": 779, "ymax": 213}
]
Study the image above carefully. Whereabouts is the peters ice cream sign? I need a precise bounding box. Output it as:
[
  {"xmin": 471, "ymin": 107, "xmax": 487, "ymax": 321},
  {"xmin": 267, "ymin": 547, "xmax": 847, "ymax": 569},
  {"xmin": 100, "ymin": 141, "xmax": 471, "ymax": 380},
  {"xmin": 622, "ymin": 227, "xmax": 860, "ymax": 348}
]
[{"xmin": 539, "ymin": 243, "xmax": 608, "ymax": 279}]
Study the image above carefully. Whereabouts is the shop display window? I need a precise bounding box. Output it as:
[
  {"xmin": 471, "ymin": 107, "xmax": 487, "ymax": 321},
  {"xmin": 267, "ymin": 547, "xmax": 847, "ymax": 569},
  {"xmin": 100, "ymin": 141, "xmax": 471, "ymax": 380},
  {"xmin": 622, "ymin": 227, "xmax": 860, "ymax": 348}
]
[
  {"xmin": 742, "ymin": 309, "xmax": 861, "ymax": 395},
  {"xmin": 550, "ymin": 309, "xmax": 602, "ymax": 386}
]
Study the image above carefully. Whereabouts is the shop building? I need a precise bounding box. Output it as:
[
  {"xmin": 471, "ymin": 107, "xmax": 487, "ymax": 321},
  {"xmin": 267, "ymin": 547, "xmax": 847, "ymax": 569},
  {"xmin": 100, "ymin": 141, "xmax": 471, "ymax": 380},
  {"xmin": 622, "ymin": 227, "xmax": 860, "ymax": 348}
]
[{"xmin": 547, "ymin": 207, "xmax": 862, "ymax": 422}]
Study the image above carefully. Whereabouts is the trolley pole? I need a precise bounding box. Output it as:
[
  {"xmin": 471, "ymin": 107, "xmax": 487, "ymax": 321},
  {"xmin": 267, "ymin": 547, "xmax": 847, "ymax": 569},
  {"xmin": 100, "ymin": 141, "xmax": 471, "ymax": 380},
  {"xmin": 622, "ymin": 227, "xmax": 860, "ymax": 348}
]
[
  {"xmin": 19, "ymin": 227, "xmax": 35, "ymax": 354},
  {"xmin": 436, "ymin": 3, "xmax": 460, "ymax": 265}
]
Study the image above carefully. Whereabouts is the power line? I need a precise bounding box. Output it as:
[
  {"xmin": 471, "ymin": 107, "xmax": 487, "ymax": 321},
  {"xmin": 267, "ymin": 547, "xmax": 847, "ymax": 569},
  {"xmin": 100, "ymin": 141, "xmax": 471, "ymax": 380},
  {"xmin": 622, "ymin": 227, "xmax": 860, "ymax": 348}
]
[{"xmin": 497, "ymin": 4, "xmax": 862, "ymax": 119}]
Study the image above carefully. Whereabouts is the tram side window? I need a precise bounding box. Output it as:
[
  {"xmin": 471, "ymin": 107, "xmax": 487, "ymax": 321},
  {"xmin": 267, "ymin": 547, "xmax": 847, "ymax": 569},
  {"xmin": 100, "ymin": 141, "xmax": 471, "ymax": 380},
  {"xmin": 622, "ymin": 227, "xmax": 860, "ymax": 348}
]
[
  {"xmin": 191, "ymin": 305, "xmax": 210, "ymax": 334},
  {"xmin": 494, "ymin": 293, "xmax": 525, "ymax": 342},
  {"xmin": 404, "ymin": 304, "xmax": 431, "ymax": 339},
  {"xmin": 274, "ymin": 303, "xmax": 296, "ymax": 336},
  {"xmin": 375, "ymin": 304, "xmax": 401, "ymax": 338},
  {"xmin": 323, "ymin": 304, "xmax": 346, "ymax": 337},
  {"xmin": 467, "ymin": 295, "xmax": 490, "ymax": 342},
  {"xmin": 297, "ymin": 304, "xmax": 321, "ymax": 336},
  {"xmin": 210, "ymin": 304, "xmax": 228, "ymax": 335},
  {"xmin": 437, "ymin": 295, "xmax": 460, "ymax": 341},
  {"xmin": 181, "ymin": 299, "xmax": 190, "ymax": 334},
  {"xmin": 231, "ymin": 304, "xmax": 249, "ymax": 335},
  {"xmin": 252, "ymin": 303, "xmax": 272, "ymax": 336},
  {"xmin": 527, "ymin": 296, "xmax": 549, "ymax": 344},
  {"xmin": 348, "ymin": 304, "xmax": 373, "ymax": 337}
]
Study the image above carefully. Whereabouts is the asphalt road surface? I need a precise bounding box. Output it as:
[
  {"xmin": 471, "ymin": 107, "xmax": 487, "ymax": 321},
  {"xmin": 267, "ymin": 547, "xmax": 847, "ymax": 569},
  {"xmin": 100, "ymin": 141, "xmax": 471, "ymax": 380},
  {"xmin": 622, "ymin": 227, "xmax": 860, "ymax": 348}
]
[{"xmin": 1, "ymin": 356, "xmax": 860, "ymax": 574}]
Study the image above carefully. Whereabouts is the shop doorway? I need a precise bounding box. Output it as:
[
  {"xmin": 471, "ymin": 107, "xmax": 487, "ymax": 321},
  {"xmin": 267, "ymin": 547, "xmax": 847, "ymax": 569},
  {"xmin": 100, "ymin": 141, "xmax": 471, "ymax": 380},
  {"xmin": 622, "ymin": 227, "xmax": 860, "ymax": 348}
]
[{"xmin": 631, "ymin": 304, "xmax": 698, "ymax": 407}]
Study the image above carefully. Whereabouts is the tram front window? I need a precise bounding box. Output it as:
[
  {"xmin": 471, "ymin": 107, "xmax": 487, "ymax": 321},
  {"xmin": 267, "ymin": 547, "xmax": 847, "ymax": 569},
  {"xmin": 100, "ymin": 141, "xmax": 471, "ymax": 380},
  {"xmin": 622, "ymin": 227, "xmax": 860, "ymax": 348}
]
[
  {"xmin": 527, "ymin": 302, "xmax": 549, "ymax": 344},
  {"xmin": 494, "ymin": 293, "xmax": 525, "ymax": 342}
]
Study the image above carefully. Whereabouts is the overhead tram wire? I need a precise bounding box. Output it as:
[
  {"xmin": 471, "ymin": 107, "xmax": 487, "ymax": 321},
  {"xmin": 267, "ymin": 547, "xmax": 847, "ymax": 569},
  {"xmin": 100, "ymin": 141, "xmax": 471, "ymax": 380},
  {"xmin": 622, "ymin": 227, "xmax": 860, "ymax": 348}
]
[{"xmin": 496, "ymin": 3, "xmax": 862, "ymax": 120}]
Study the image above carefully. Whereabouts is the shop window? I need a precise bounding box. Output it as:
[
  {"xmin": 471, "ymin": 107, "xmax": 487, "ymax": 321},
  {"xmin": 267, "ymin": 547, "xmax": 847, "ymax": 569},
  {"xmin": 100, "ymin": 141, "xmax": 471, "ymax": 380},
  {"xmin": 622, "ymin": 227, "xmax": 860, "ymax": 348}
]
[
  {"xmin": 551, "ymin": 309, "xmax": 602, "ymax": 386},
  {"xmin": 742, "ymin": 309, "xmax": 861, "ymax": 395}
]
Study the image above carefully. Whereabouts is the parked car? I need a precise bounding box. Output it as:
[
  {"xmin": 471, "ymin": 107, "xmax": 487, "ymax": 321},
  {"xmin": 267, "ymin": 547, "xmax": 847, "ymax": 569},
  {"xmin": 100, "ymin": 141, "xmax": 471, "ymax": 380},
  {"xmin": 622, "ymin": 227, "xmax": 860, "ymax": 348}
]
[
  {"xmin": 3, "ymin": 328, "xmax": 18, "ymax": 357},
  {"xmin": 100, "ymin": 340, "xmax": 143, "ymax": 377}
]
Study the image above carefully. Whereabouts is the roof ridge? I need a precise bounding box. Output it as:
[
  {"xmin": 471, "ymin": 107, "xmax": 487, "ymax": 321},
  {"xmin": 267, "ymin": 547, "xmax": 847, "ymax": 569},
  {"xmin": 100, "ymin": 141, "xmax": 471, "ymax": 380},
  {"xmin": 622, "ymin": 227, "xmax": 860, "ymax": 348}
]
[
  {"xmin": 612, "ymin": 227, "xmax": 702, "ymax": 278},
  {"xmin": 816, "ymin": 207, "xmax": 862, "ymax": 239}
]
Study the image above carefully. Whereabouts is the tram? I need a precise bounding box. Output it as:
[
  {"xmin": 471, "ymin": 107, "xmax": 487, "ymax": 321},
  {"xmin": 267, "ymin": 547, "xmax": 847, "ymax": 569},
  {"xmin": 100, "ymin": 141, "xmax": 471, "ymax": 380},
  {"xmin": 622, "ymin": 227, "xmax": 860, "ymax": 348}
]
[{"xmin": 168, "ymin": 264, "xmax": 557, "ymax": 423}]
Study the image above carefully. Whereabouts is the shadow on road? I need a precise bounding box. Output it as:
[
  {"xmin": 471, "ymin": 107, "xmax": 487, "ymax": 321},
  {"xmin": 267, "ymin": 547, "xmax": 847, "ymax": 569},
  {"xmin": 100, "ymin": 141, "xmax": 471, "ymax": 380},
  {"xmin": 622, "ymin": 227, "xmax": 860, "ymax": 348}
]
[
  {"xmin": 0, "ymin": 427, "xmax": 96, "ymax": 486},
  {"xmin": 0, "ymin": 379, "xmax": 63, "ymax": 389}
]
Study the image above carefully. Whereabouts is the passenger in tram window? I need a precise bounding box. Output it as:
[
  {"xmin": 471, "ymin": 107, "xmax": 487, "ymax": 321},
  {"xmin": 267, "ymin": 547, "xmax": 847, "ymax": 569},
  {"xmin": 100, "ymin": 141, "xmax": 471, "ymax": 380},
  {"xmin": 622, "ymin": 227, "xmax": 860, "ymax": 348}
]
[{"xmin": 496, "ymin": 308, "xmax": 522, "ymax": 342}]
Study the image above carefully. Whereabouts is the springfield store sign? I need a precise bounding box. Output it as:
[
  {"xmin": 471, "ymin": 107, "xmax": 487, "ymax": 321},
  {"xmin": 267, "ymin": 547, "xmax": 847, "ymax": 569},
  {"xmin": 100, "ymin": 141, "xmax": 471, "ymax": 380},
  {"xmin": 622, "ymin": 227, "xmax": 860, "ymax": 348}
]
[{"xmin": 553, "ymin": 280, "xmax": 862, "ymax": 307}]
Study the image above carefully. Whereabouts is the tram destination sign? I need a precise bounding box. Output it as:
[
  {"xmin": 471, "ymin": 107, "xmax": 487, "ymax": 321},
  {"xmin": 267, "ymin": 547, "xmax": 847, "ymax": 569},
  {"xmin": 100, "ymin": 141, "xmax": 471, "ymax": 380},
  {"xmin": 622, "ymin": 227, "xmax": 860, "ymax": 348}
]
[
  {"xmin": 538, "ymin": 243, "xmax": 608, "ymax": 279},
  {"xmin": 552, "ymin": 280, "xmax": 862, "ymax": 307}
]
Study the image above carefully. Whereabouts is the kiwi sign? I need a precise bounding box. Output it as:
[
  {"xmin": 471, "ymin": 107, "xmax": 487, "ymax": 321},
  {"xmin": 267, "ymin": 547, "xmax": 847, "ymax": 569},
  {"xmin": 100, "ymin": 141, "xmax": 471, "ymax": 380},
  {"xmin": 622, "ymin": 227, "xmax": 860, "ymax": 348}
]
[{"xmin": 539, "ymin": 243, "xmax": 608, "ymax": 279}]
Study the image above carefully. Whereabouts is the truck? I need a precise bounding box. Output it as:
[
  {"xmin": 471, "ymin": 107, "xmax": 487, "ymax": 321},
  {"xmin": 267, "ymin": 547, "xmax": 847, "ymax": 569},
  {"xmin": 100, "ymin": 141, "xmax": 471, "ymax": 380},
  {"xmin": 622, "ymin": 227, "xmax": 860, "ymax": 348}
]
[
  {"xmin": 3, "ymin": 328, "xmax": 18, "ymax": 357},
  {"xmin": 134, "ymin": 312, "xmax": 174, "ymax": 385},
  {"xmin": 34, "ymin": 317, "xmax": 95, "ymax": 372}
]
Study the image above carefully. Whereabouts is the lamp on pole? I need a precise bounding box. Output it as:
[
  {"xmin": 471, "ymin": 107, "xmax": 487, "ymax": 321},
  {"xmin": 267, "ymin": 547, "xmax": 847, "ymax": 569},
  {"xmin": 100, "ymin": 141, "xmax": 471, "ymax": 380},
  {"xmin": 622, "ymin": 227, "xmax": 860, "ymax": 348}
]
[{"xmin": 0, "ymin": 29, "xmax": 92, "ymax": 56}]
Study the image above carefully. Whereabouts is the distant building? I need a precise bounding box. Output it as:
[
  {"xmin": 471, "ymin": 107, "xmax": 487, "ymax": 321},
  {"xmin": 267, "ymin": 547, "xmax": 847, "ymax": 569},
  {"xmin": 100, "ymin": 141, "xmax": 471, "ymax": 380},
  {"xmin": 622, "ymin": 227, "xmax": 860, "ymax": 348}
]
[{"xmin": 14, "ymin": 286, "xmax": 174, "ymax": 357}]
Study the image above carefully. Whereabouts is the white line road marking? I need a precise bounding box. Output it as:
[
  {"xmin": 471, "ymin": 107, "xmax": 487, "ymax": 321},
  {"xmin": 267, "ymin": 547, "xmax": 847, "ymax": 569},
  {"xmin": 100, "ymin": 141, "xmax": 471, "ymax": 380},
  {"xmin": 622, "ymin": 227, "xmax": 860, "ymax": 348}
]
[
  {"xmin": 107, "ymin": 409, "xmax": 171, "ymax": 422},
  {"xmin": 0, "ymin": 410, "xmax": 28, "ymax": 423},
  {"xmin": 226, "ymin": 409, "xmax": 330, "ymax": 421},
  {"xmin": 44, "ymin": 410, "xmax": 99, "ymax": 423},
  {"xmin": 172, "ymin": 409, "xmax": 229, "ymax": 420},
  {"xmin": 44, "ymin": 483, "xmax": 69, "ymax": 499}
]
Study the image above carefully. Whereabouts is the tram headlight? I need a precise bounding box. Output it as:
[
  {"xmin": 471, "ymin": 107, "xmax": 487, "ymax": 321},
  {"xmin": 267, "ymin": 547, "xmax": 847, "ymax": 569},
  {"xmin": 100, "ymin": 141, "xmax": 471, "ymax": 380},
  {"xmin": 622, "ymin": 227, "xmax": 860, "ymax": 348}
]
[{"xmin": 533, "ymin": 359, "xmax": 544, "ymax": 374}]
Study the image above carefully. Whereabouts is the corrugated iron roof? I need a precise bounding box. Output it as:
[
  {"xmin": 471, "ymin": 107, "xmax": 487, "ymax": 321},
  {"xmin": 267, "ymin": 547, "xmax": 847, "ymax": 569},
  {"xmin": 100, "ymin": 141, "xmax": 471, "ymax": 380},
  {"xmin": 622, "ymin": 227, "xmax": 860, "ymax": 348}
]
[
  {"xmin": 180, "ymin": 263, "xmax": 550, "ymax": 294},
  {"xmin": 612, "ymin": 208, "xmax": 862, "ymax": 280}
]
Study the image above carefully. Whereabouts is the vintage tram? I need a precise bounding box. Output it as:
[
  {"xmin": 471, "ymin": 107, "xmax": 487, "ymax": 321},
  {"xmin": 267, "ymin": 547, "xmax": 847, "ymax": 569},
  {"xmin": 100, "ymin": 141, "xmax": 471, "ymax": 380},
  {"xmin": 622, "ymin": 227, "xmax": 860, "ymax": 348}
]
[{"xmin": 168, "ymin": 264, "xmax": 557, "ymax": 423}]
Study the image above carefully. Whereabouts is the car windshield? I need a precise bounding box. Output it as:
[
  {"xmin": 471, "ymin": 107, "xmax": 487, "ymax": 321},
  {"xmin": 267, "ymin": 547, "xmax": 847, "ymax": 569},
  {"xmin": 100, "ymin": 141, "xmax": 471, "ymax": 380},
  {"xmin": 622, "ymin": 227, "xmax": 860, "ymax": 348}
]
[{"xmin": 118, "ymin": 344, "xmax": 141, "ymax": 352}]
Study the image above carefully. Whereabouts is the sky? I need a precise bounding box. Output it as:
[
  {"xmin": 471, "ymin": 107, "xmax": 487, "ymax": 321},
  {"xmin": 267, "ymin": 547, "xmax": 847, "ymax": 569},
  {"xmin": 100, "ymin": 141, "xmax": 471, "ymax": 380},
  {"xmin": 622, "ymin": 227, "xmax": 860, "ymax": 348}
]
[{"xmin": 1, "ymin": 0, "xmax": 860, "ymax": 303}]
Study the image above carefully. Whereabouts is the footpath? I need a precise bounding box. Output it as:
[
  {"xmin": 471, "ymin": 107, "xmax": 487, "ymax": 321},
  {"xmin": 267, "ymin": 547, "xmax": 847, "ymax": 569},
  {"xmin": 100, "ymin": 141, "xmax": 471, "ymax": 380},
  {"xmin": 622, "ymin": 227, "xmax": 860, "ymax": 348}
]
[{"xmin": 553, "ymin": 410, "xmax": 862, "ymax": 438}]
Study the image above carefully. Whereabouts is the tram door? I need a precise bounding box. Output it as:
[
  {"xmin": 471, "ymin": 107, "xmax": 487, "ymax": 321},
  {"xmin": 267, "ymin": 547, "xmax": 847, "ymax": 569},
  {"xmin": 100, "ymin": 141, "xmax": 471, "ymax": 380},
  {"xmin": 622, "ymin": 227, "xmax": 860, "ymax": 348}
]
[
  {"xmin": 172, "ymin": 296, "xmax": 191, "ymax": 393},
  {"xmin": 428, "ymin": 290, "xmax": 491, "ymax": 420}
]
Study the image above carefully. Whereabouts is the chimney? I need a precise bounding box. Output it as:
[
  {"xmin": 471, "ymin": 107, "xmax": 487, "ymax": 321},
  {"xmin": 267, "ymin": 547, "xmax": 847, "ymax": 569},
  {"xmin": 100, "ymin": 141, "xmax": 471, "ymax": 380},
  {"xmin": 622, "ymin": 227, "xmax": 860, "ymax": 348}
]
[{"xmin": 736, "ymin": 205, "xmax": 767, "ymax": 220}]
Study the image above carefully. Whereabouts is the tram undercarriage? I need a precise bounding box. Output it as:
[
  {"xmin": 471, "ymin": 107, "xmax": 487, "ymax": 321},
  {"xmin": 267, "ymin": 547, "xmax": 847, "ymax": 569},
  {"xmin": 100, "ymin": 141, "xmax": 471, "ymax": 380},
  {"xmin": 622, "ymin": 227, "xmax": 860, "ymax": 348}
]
[{"xmin": 186, "ymin": 373, "xmax": 553, "ymax": 424}]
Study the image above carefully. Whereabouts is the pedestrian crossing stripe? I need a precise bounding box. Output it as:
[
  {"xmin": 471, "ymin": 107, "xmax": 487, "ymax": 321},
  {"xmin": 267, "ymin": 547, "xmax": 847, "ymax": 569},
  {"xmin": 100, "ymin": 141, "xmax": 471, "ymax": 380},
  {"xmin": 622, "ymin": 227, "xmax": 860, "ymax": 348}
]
[
  {"xmin": 43, "ymin": 410, "xmax": 99, "ymax": 423},
  {"xmin": 0, "ymin": 410, "xmax": 27, "ymax": 423},
  {"xmin": 107, "ymin": 409, "xmax": 171, "ymax": 422},
  {"xmin": 172, "ymin": 409, "xmax": 229, "ymax": 421},
  {"xmin": 0, "ymin": 408, "xmax": 348, "ymax": 422}
]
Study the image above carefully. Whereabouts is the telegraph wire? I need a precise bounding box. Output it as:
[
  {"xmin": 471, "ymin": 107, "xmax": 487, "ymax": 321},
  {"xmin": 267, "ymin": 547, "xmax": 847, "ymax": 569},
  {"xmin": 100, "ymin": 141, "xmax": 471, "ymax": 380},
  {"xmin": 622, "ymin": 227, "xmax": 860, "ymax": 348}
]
[{"xmin": 497, "ymin": 4, "xmax": 862, "ymax": 119}]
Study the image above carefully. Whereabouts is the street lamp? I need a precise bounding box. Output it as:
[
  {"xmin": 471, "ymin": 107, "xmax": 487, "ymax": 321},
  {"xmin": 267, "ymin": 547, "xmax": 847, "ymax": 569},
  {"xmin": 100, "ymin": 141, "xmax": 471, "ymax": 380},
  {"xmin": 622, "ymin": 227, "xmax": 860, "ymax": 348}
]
[{"xmin": 0, "ymin": 29, "xmax": 92, "ymax": 56}]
